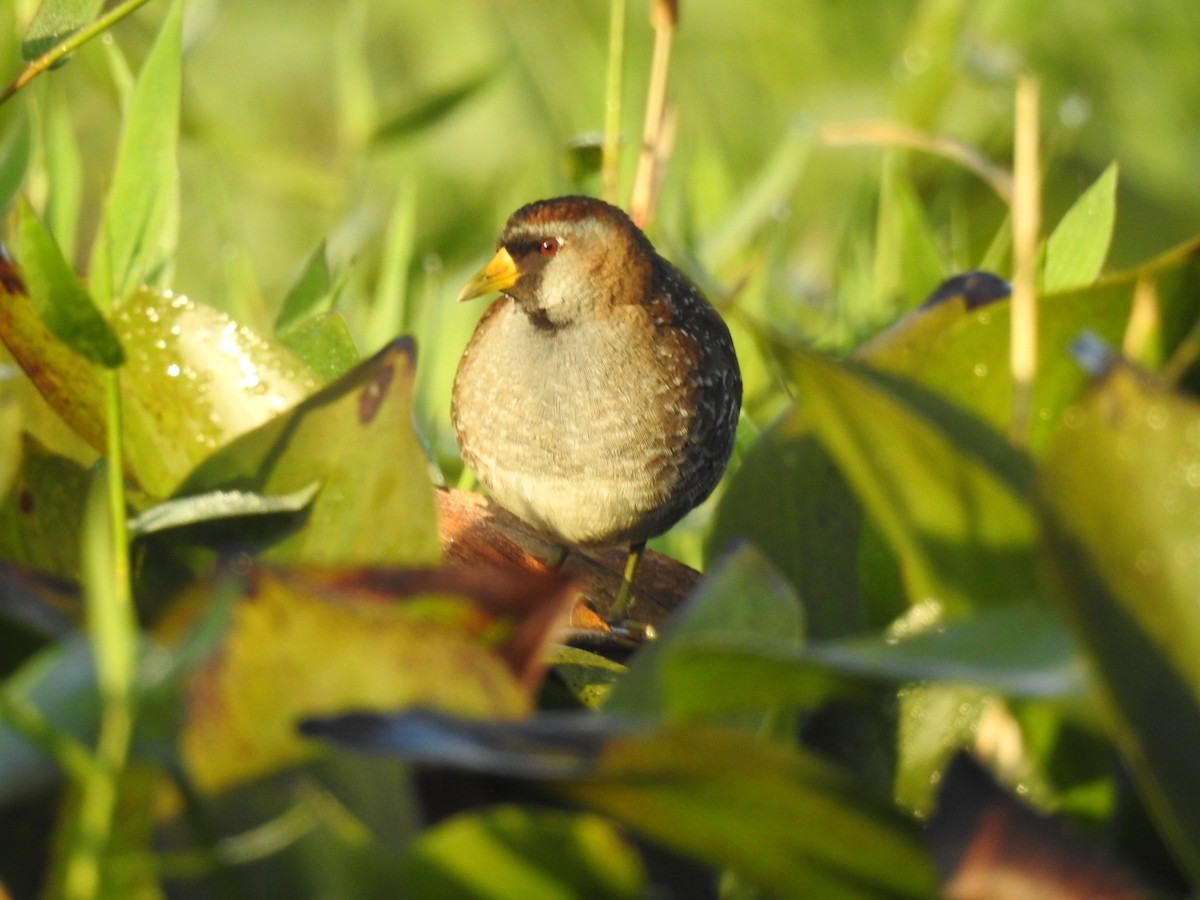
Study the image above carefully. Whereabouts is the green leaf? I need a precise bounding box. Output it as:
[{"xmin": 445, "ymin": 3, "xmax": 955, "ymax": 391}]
[
  {"xmin": 397, "ymin": 806, "xmax": 645, "ymax": 900},
  {"xmin": 178, "ymin": 338, "xmax": 439, "ymax": 567},
  {"xmin": 16, "ymin": 199, "xmax": 124, "ymax": 367},
  {"xmin": 857, "ymin": 238, "xmax": 1200, "ymax": 452},
  {"xmin": 706, "ymin": 404, "xmax": 886, "ymax": 639},
  {"xmin": 89, "ymin": 0, "xmax": 181, "ymax": 304},
  {"xmin": 275, "ymin": 311, "xmax": 360, "ymax": 384},
  {"xmin": 1042, "ymin": 162, "xmax": 1118, "ymax": 293},
  {"xmin": 604, "ymin": 544, "xmax": 803, "ymax": 723},
  {"xmin": 275, "ymin": 241, "xmax": 334, "ymax": 335},
  {"xmin": 0, "ymin": 375, "xmax": 22, "ymax": 513},
  {"xmin": 872, "ymin": 153, "xmax": 945, "ymax": 310},
  {"xmin": 780, "ymin": 349, "xmax": 1037, "ymax": 616},
  {"xmin": 563, "ymin": 725, "xmax": 939, "ymax": 899},
  {"xmin": 20, "ymin": 0, "xmax": 103, "ymax": 59},
  {"xmin": 669, "ymin": 603, "xmax": 1085, "ymax": 717},
  {"xmin": 1039, "ymin": 363, "xmax": 1200, "ymax": 881}
]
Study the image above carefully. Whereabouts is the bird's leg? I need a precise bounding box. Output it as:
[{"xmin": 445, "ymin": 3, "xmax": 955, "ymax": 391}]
[
  {"xmin": 544, "ymin": 543, "xmax": 570, "ymax": 570},
  {"xmin": 609, "ymin": 540, "xmax": 646, "ymax": 619}
]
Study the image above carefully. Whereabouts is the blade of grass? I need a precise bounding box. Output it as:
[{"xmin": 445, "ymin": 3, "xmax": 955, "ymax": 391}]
[{"xmin": 601, "ymin": 0, "xmax": 627, "ymax": 204}]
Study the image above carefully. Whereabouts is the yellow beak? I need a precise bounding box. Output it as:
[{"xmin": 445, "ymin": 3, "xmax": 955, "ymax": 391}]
[{"xmin": 457, "ymin": 247, "xmax": 519, "ymax": 302}]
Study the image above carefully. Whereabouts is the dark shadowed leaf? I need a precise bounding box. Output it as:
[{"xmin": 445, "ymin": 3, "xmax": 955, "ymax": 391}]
[
  {"xmin": 306, "ymin": 711, "xmax": 938, "ymax": 899},
  {"xmin": 0, "ymin": 438, "xmax": 89, "ymax": 579},
  {"xmin": 929, "ymin": 753, "xmax": 1148, "ymax": 899}
]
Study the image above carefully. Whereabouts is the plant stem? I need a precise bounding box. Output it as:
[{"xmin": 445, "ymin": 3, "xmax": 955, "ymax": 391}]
[
  {"xmin": 602, "ymin": 0, "xmax": 627, "ymax": 204},
  {"xmin": 0, "ymin": 0, "xmax": 157, "ymax": 106},
  {"xmin": 629, "ymin": 0, "xmax": 678, "ymax": 227},
  {"xmin": 62, "ymin": 375, "xmax": 136, "ymax": 900},
  {"xmin": 1010, "ymin": 75, "xmax": 1039, "ymax": 445}
]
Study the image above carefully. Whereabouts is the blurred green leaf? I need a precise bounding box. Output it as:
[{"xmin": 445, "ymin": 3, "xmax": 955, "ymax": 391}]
[
  {"xmin": 670, "ymin": 603, "xmax": 1084, "ymax": 717},
  {"xmin": 873, "ymin": 154, "xmax": 945, "ymax": 310},
  {"xmin": 373, "ymin": 68, "xmax": 496, "ymax": 143},
  {"xmin": 89, "ymin": 0, "xmax": 181, "ymax": 304},
  {"xmin": 397, "ymin": 805, "xmax": 645, "ymax": 900},
  {"xmin": 1039, "ymin": 362, "xmax": 1200, "ymax": 881},
  {"xmin": 1042, "ymin": 162, "xmax": 1118, "ymax": 293},
  {"xmin": 16, "ymin": 198, "xmax": 124, "ymax": 367},
  {"xmin": 605, "ymin": 544, "xmax": 803, "ymax": 723},
  {"xmin": 178, "ymin": 338, "xmax": 439, "ymax": 566},
  {"xmin": 275, "ymin": 241, "xmax": 334, "ymax": 335},
  {"xmin": 20, "ymin": 0, "xmax": 104, "ymax": 59},
  {"xmin": 780, "ymin": 348, "xmax": 1037, "ymax": 616},
  {"xmin": 0, "ymin": 375, "xmax": 22, "ymax": 514},
  {"xmin": 547, "ymin": 646, "xmax": 625, "ymax": 710},
  {"xmin": 40, "ymin": 96, "xmax": 84, "ymax": 259},
  {"xmin": 0, "ymin": 113, "xmax": 30, "ymax": 215}
]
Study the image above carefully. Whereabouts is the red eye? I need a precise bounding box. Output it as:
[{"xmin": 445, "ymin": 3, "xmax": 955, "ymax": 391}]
[{"xmin": 539, "ymin": 238, "xmax": 561, "ymax": 256}]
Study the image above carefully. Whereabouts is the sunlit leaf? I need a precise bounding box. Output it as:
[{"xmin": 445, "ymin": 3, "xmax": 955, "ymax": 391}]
[
  {"xmin": 1042, "ymin": 162, "xmax": 1118, "ymax": 293},
  {"xmin": 1039, "ymin": 362, "xmax": 1200, "ymax": 881},
  {"xmin": 397, "ymin": 806, "xmax": 645, "ymax": 900},
  {"xmin": 0, "ymin": 268, "xmax": 319, "ymax": 497},
  {"xmin": 89, "ymin": 1, "xmax": 181, "ymax": 304},
  {"xmin": 857, "ymin": 238, "xmax": 1200, "ymax": 451},
  {"xmin": 275, "ymin": 241, "xmax": 334, "ymax": 335},
  {"xmin": 177, "ymin": 338, "xmax": 438, "ymax": 567}
]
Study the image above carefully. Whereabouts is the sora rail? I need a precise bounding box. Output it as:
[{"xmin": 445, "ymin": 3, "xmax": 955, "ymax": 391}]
[{"xmin": 451, "ymin": 196, "xmax": 742, "ymax": 616}]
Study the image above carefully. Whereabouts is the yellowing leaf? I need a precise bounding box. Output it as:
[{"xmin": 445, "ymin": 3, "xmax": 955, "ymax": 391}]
[{"xmin": 176, "ymin": 565, "xmax": 575, "ymax": 793}]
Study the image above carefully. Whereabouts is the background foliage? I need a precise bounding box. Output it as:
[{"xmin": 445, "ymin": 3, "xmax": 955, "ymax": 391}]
[{"xmin": 2, "ymin": 0, "xmax": 1200, "ymax": 897}]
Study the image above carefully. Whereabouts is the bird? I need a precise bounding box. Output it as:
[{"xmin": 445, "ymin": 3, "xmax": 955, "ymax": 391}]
[{"xmin": 451, "ymin": 196, "xmax": 742, "ymax": 619}]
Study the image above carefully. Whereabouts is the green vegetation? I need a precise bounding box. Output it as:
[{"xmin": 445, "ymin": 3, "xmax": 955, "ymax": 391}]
[{"xmin": 2, "ymin": 0, "xmax": 1200, "ymax": 896}]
